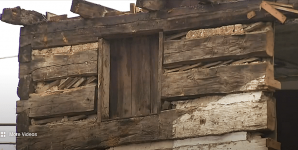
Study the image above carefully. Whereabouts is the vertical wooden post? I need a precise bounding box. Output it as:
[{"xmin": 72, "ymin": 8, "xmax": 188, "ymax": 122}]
[
  {"xmin": 130, "ymin": 3, "xmax": 136, "ymax": 14},
  {"xmin": 157, "ymin": 32, "xmax": 164, "ymax": 113},
  {"xmin": 16, "ymin": 110, "xmax": 30, "ymax": 150},
  {"xmin": 98, "ymin": 38, "xmax": 110, "ymax": 122}
]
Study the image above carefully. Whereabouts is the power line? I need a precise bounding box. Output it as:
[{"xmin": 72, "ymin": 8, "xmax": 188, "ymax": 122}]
[
  {"xmin": 0, "ymin": 56, "xmax": 18, "ymax": 59},
  {"xmin": 0, "ymin": 142, "xmax": 16, "ymax": 145},
  {"xmin": 0, "ymin": 123, "xmax": 16, "ymax": 126}
]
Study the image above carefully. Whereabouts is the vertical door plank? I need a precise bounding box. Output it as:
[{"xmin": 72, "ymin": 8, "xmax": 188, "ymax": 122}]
[
  {"xmin": 110, "ymin": 40, "xmax": 119, "ymax": 119},
  {"xmin": 157, "ymin": 32, "xmax": 163, "ymax": 113},
  {"xmin": 116, "ymin": 40, "xmax": 123, "ymax": 118},
  {"xmin": 150, "ymin": 35, "xmax": 160, "ymax": 114},
  {"xmin": 132, "ymin": 37, "xmax": 151, "ymax": 116},
  {"xmin": 98, "ymin": 39, "xmax": 103, "ymax": 122},
  {"xmin": 98, "ymin": 38, "xmax": 110, "ymax": 121},
  {"xmin": 131, "ymin": 38, "xmax": 137, "ymax": 116},
  {"xmin": 118, "ymin": 38, "xmax": 132, "ymax": 118},
  {"xmin": 157, "ymin": 32, "xmax": 164, "ymax": 113},
  {"xmin": 141, "ymin": 37, "xmax": 151, "ymax": 116}
]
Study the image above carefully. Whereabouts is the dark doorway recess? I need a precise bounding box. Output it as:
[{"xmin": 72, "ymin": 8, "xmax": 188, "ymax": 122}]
[{"xmin": 274, "ymin": 90, "xmax": 298, "ymax": 150}]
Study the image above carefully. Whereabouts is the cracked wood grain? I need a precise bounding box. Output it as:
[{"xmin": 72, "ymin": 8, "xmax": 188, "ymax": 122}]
[
  {"xmin": 17, "ymin": 91, "xmax": 275, "ymax": 149},
  {"xmin": 162, "ymin": 62, "xmax": 280, "ymax": 99},
  {"xmin": 16, "ymin": 84, "xmax": 96, "ymax": 118},
  {"xmin": 164, "ymin": 30, "xmax": 273, "ymax": 66}
]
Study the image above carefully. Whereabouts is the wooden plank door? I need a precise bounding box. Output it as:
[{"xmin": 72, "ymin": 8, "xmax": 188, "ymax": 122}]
[{"xmin": 108, "ymin": 34, "xmax": 161, "ymax": 119}]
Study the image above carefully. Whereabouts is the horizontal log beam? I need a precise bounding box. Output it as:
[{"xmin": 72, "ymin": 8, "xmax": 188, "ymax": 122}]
[
  {"xmin": 17, "ymin": 91, "xmax": 275, "ymax": 149},
  {"xmin": 162, "ymin": 62, "xmax": 280, "ymax": 99},
  {"xmin": 1, "ymin": 6, "xmax": 44, "ymax": 25},
  {"xmin": 164, "ymin": 30, "xmax": 274, "ymax": 65},
  {"xmin": 136, "ymin": 0, "xmax": 166, "ymax": 11},
  {"xmin": 19, "ymin": 0, "xmax": 298, "ymax": 49},
  {"xmin": 275, "ymin": 59, "xmax": 298, "ymax": 81},
  {"xmin": 16, "ymin": 84, "xmax": 96, "ymax": 118},
  {"xmin": 275, "ymin": 19, "xmax": 298, "ymax": 65},
  {"xmin": 31, "ymin": 60, "xmax": 97, "ymax": 81},
  {"xmin": 71, "ymin": 0, "xmax": 121, "ymax": 18},
  {"xmin": 108, "ymin": 132, "xmax": 279, "ymax": 150},
  {"xmin": 136, "ymin": 0, "xmax": 250, "ymax": 11},
  {"xmin": 21, "ymin": 43, "xmax": 98, "ymax": 81}
]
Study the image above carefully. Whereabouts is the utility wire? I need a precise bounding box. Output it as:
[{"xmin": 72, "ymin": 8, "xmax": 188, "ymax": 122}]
[{"xmin": 0, "ymin": 56, "xmax": 18, "ymax": 59}]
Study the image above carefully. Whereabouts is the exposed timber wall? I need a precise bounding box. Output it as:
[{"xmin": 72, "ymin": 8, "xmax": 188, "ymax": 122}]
[{"xmin": 3, "ymin": 0, "xmax": 296, "ymax": 149}]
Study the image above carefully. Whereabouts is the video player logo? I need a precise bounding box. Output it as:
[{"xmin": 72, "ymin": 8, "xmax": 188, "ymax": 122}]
[{"xmin": 0, "ymin": 132, "xmax": 5, "ymax": 138}]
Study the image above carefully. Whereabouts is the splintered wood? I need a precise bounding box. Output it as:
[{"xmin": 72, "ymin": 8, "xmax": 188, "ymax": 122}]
[
  {"xmin": 247, "ymin": 11, "xmax": 256, "ymax": 19},
  {"xmin": 185, "ymin": 22, "xmax": 271, "ymax": 40},
  {"xmin": 17, "ymin": 84, "xmax": 96, "ymax": 118},
  {"xmin": 162, "ymin": 62, "xmax": 280, "ymax": 98},
  {"xmin": 186, "ymin": 24, "xmax": 244, "ymax": 39},
  {"xmin": 18, "ymin": 91, "xmax": 277, "ymax": 149},
  {"xmin": 29, "ymin": 42, "xmax": 98, "ymax": 81},
  {"xmin": 261, "ymin": 1, "xmax": 287, "ymax": 23},
  {"xmin": 35, "ymin": 76, "xmax": 97, "ymax": 95}
]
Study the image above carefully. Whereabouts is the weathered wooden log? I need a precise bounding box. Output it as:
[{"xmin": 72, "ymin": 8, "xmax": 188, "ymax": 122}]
[
  {"xmin": 174, "ymin": 138, "xmax": 279, "ymax": 150},
  {"xmin": 46, "ymin": 12, "xmax": 56, "ymax": 20},
  {"xmin": 25, "ymin": 44, "xmax": 98, "ymax": 81},
  {"xmin": 137, "ymin": 0, "xmax": 241, "ymax": 11},
  {"xmin": 136, "ymin": 0, "xmax": 166, "ymax": 11},
  {"xmin": 16, "ymin": 110, "xmax": 30, "ymax": 150},
  {"xmin": 162, "ymin": 62, "xmax": 280, "ymax": 99},
  {"xmin": 19, "ymin": 0, "xmax": 298, "ymax": 49},
  {"xmin": 17, "ymin": 75, "xmax": 34, "ymax": 100},
  {"xmin": 108, "ymin": 132, "xmax": 280, "ymax": 150},
  {"xmin": 32, "ymin": 117, "xmax": 64, "ymax": 125},
  {"xmin": 71, "ymin": 0, "xmax": 121, "ymax": 18},
  {"xmin": 16, "ymin": 111, "xmax": 30, "ymax": 133},
  {"xmin": 32, "ymin": 115, "xmax": 87, "ymax": 125},
  {"xmin": 16, "ymin": 84, "xmax": 96, "ymax": 118},
  {"xmin": 31, "ymin": 60, "xmax": 97, "ymax": 82},
  {"xmin": 18, "ymin": 91, "xmax": 275, "ymax": 149},
  {"xmin": 19, "ymin": 62, "xmax": 30, "ymax": 78},
  {"xmin": 164, "ymin": 30, "xmax": 274, "ymax": 65},
  {"xmin": 18, "ymin": 44, "xmax": 32, "ymax": 63},
  {"xmin": 275, "ymin": 59, "xmax": 298, "ymax": 81},
  {"xmin": 49, "ymin": 14, "xmax": 67, "ymax": 22},
  {"xmin": 275, "ymin": 19, "xmax": 298, "ymax": 66},
  {"xmin": 1, "ymin": 6, "xmax": 44, "ymax": 25}
]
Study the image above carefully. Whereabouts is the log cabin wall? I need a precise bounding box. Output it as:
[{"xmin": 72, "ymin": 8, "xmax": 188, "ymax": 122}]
[
  {"xmin": 17, "ymin": 42, "xmax": 99, "ymax": 121},
  {"xmin": 4, "ymin": 0, "xmax": 298, "ymax": 149}
]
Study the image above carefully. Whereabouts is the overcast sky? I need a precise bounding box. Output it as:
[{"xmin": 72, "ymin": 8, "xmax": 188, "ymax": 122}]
[{"xmin": 0, "ymin": 1, "xmax": 134, "ymax": 149}]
